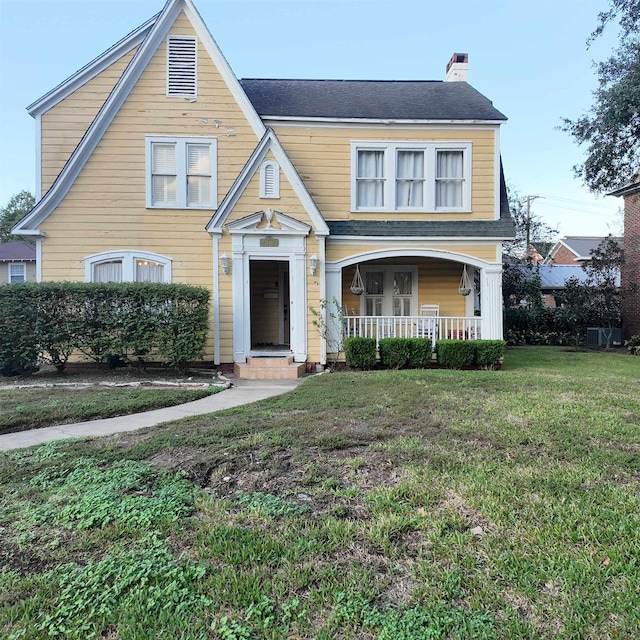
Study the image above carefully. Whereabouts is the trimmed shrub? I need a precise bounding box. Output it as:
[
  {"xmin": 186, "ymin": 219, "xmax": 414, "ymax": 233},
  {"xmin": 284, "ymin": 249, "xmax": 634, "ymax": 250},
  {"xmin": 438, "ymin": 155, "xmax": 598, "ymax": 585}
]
[
  {"xmin": 344, "ymin": 337, "xmax": 377, "ymax": 369},
  {"xmin": 0, "ymin": 282, "xmax": 210, "ymax": 375},
  {"xmin": 474, "ymin": 340, "xmax": 506, "ymax": 369},
  {"xmin": 407, "ymin": 338, "xmax": 433, "ymax": 369},
  {"xmin": 436, "ymin": 340, "xmax": 476, "ymax": 369},
  {"xmin": 0, "ymin": 283, "xmax": 39, "ymax": 375},
  {"xmin": 379, "ymin": 338, "xmax": 411, "ymax": 369}
]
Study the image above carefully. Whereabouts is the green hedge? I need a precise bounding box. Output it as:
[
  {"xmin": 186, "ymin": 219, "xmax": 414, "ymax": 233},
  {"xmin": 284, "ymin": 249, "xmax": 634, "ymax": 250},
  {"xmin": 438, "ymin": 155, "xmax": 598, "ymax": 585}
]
[
  {"xmin": 436, "ymin": 340, "xmax": 477, "ymax": 369},
  {"xmin": 344, "ymin": 337, "xmax": 377, "ymax": 369},
  {"xmin": 0, "ymin": 282, "xmax": 210, "ymax": 374},
  {"xmin": 379, "ymin": 338, "xmax": 434, "ymax": 369},
  {"xmin": 436, "ymin": 339, "xmax": 505, "ymax": 369}
]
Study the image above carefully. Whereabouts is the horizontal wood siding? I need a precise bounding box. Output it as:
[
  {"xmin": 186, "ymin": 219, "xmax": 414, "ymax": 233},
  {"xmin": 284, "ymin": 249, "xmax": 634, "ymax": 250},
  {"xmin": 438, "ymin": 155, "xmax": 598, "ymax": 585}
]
[
  {"xmin": 40, "ymin": 49, "xmax": 138, "ymax": 195},
  {"xmin": 273, "ymin": 126, "xmax": 497, "ymax": 221},
  {"xmin": 39, "ymin": 11, "xmax": 263, "ymax": 361}
]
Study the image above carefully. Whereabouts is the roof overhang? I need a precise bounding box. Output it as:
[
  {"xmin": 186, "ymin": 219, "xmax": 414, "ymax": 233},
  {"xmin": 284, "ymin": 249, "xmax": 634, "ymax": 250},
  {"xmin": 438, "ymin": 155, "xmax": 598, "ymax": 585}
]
[{"xmin": 607, "ymin": 181, "xmax": 640, "ymax": 198}]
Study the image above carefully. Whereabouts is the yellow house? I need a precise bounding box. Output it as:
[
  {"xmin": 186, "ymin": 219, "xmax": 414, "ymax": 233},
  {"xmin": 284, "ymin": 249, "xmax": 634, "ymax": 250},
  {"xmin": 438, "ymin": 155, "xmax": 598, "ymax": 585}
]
[{"xmin": 14, "ymin": 0, "xmax": 514, "ymax": 378}]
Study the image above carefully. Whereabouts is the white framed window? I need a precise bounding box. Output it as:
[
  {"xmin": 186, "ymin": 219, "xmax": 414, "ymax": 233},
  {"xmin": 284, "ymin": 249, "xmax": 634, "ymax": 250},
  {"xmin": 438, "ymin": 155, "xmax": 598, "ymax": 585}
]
[
  {"xmin": 259, "ymin": 160, "xmax": 280, "ymax": 198},
  {"xmin": 145, "ymin": 136, "xmax": 217, "ymax": 209},
  {"xmin": 85, "ymin": 251, "xmax": 172, "ymax": 283},
  {"xmin": 9, "ymin": 263, "xmax": 26, "ymax": 283},
  {"xmin": 351, "ymin": 141, "xmax": 472, "ymax": 212},
  {"xmin": 361, "ymin": 266, "xmax": 418, "ymax": 316},
  {"xmin": 167, "ymin": 35, "xmax": 197, "ymax": 99}
]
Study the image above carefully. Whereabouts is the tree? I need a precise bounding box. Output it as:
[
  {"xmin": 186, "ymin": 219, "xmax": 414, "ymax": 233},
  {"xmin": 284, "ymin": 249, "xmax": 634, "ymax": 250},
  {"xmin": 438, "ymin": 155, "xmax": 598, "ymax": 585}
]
[
  {"xmin": 562, "ymin": 0, "xmax": 640, "ymax": 193},
  {"xmin": 563, "ymin": 235, "xmax": 623, "ymax": 347},
  {"xmin": 503, "ymin": 184, "xmax": 558, "ymax": 261},
  {"xmin": 0, "ymin": 190, "xmax": 35, "ymax": 242}
]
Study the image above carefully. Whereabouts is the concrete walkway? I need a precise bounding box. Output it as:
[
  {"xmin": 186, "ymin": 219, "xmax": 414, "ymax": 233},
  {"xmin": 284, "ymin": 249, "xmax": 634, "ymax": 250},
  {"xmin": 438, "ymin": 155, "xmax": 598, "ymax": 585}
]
[{"xmin": 0, "ymin": 377, "xmax": 303, "ymax": 452}]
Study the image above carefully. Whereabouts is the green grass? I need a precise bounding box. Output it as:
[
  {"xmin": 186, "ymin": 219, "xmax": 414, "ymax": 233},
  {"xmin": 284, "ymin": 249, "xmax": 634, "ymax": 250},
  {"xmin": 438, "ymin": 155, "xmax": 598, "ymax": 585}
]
[
  {"xmin": 0, "ymin": 386, "xmax": 218, "ymax": 434},
  {"xmin": 0, "ymin": 346, "xmax": 639, "ymax": 639}
]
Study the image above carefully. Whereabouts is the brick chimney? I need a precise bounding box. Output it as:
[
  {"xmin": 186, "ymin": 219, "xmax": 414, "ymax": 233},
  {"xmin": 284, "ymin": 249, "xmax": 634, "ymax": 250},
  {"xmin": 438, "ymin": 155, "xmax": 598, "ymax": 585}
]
[{"xmin": 445, "ymin": 53, "xmax": 468, "ymax": 82}]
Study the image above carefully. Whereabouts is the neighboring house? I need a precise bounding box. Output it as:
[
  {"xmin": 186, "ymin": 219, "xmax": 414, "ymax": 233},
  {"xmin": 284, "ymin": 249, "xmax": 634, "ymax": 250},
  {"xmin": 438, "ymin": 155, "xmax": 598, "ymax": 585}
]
[
  {"xmin": 13, "ymin": 0, "xmax": 514, "ymax": 377},
  {"xmin": 544, "ymin": 236, "xmax": 623, "ymax": 265},
  {"xmin": 0, "ymin": 241, "xmax": 37, "ymax": 284},
  {"xmin": 511, "ymin": 264, "xmax": 621, "ymax": 308},
  {"xmin": 608, "ymin": 181, "xmax": 640, "ymax": 340}
]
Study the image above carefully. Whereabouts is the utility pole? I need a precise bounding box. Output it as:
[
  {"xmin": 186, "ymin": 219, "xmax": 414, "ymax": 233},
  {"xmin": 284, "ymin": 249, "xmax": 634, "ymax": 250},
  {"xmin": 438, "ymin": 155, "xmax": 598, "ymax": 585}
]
[{"xmin": 524, "ymin": 195, "xmax": 544, "ymax": 262}]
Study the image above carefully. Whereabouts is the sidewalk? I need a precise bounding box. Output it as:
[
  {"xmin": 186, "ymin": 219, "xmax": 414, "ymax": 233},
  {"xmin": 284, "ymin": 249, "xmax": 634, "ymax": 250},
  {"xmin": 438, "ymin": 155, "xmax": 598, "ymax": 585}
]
[{"xmin": 0, "ymin": 377, "xmax": 303, "ymax": 452}]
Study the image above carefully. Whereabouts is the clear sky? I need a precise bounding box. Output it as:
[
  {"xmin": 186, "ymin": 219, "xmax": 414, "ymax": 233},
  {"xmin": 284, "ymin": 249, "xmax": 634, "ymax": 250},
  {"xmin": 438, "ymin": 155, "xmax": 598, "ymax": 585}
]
[{"xmin": 0, "ymin": 0, "xmax": 625, "ymax": 237}]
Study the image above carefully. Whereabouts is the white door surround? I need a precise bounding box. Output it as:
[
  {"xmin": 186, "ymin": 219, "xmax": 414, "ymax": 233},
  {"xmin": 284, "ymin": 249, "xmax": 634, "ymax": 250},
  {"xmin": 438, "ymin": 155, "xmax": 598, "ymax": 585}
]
[{"xmin": 227, "ymin": 210, "xmax": 312, "ymax": 363}]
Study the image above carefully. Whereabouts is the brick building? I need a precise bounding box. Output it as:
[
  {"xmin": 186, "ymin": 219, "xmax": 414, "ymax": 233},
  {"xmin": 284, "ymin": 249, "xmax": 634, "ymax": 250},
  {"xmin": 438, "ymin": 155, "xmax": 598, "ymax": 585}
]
[{"xmin": 608, "ymin": 182, "xmax": 640, "ymax": 340}]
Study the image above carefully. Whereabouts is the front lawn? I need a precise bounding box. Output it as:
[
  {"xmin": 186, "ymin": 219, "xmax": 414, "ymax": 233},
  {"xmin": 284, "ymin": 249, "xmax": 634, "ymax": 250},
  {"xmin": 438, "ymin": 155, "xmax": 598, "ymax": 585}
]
[
  {"xmin": 0, "ymin": 386, "xmax": 218, "ymax": 434},
  {"xmin": 1, "ymin": 347, "xmax": 638, "ymax": 638}
]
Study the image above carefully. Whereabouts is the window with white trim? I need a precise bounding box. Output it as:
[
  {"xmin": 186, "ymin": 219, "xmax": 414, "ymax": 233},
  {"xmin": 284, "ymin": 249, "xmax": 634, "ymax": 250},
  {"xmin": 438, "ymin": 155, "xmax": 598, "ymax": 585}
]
[
  {"xmin": 361, "ymin": 266, "xmax": 418, "ymax": 316},
  {"xmin": 167, "ymin": 35, "xmax": 197, "ymax": 98},
  {"xmin": 85, "ymin": 251, "xmax": 172, "ymax": 283},
  {"xmin": 9, "ymin": 263, "xmax": 26, "ymax": 283},
  {"xmin": 146, "ymin": 136, "xmax": 217, "ymax": 209},
  {"xmin": 259, "ymin": 160, "xmax": 280, "ymax": 198},
  {"xmin": 351, "ymin": 141, "xmax": 472, "ymax": 212}
]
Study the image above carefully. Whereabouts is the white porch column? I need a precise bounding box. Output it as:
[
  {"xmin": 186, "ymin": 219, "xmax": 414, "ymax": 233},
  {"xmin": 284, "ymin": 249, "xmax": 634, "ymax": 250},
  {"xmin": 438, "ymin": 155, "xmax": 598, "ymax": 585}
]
[
  {"xmin": 325, "ymin": 265, "xmax": 342, "ymax": 357},
  {"xmin": 481, "ymin": 265, "xmax": 503, "ymax": 339},
  {"xmin": 291, "ymin": 250, "xmax": 308, "ymax": 362},
  {"xmin": 231, "ymin": 242, "xmax": 248, "ymax": 363}
]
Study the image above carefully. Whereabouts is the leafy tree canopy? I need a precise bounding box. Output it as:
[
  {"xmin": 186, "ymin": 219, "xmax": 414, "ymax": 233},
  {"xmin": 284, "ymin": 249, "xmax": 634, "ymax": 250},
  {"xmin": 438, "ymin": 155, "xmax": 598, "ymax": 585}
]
[
  {"xmin": 562, "ymin": 0, "xmax": 640, "ymax": 193},
  {"xmin": 0, "ymin": 190, "xmax": 35, "ymax": 243}
]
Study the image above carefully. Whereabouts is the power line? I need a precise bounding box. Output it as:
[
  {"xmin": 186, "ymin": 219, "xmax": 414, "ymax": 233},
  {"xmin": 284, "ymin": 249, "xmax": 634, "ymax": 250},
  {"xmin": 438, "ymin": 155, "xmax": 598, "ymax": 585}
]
[{"xmin": 536, "ymin": 194, "xmax": 619, "ymax": 209}]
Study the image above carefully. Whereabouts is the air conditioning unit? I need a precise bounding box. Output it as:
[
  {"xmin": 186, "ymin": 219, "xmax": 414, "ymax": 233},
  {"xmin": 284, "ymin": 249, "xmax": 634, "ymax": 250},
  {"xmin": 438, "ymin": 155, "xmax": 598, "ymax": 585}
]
[{"xmin": 586, "ymin": 327, "xmax": 622, "ymax": 347}]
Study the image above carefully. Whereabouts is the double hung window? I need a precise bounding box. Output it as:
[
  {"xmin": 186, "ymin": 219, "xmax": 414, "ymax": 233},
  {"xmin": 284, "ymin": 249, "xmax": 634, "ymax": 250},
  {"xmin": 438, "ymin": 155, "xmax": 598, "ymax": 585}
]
[
  {"xmin": 146, "ymin": 136, "xmax": 216, "ymax": 209},
  {"xmin": 352, "ymin": 142, "xmax": 471, "ymax": 212},
  {"xmin": 9, "ymin": 263, "xmax": 26, "ymax": 283}
]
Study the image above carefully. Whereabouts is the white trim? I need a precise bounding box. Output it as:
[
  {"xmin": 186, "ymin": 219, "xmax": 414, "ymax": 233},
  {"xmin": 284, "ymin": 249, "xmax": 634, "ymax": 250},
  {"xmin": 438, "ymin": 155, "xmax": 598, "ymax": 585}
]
[
  {"xmin": 35, "ymin": 115, "xmax": 42, "ymax": 200},
  {"xmin": 26, "ymin": 15, "xmax": 157, "ymax": 116},
  {"xmin": 145, "ymin": 135, "xmax": 217, "ymax": 209},
  {"xmin": 206, "ymin": 129, "xmax": 329, "ymax": 236},
  {"xmin": 212, "ymin": 234, "xmax": 221, "ymax": 365},
  {"xmin": 35, "ymin": 238, "xmax": 43, "ymax": 282},
  {"xmin": 259, "ymin": 160, "xmax": 280, "ymax": 198},
  {"xmin": 226, "ymin": 210, "xmax": 312, "ymax": 236},
  {"xmin": 183, "ymin": 1, "xmax": 265, "ymax": 138},
  {"xmin": 16, "ymin": 0, "xmax": 265, "ymax": 236},
  {"xmin": 317, "ymin": 234, "xmax": 327, "ymax": 365},
  {"xmin": 261, "ymin": 116, "xmax": 506, "ymax": 126},
  {"xmin": 84, "ymin": 250, "xmax": 172, "ymax": 282},
  {"xmin": 327, "ymin": 248, "xmax": 497, "ymax": 271},
  {"xmin": 350, "ymin": 140, "xmax": 472, "ymax": 213}
]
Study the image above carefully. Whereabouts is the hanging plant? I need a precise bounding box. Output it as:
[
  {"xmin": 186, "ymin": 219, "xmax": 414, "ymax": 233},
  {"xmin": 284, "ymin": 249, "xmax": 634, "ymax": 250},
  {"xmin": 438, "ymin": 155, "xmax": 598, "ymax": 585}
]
[
  {"xmin": 458, "ymin": 264, "xmax": 472, "ymax": 296},
  {"xmin": 350, "ymin": 264, "xmax": 365, "ymax": 296}
]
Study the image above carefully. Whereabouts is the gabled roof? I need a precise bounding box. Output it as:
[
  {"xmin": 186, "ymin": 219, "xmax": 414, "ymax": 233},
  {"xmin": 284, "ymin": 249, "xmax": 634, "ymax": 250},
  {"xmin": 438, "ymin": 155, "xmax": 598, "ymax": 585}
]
[
  {"xmin": 0, "ymin": 241, "xmax": 36, "ymax": 262},
  {"xmin": 546, "ymin": 236, "xmax": 624, "ymax": 263},
  {"xmin": 206, "ymin": 129, "xmax": 329, "ymax": 236},
  {"xmin": 240, "ymin": 79, "xmax": 507, "ymax": 122},
  {"xmin": 26, "ymin": 14, "xmax": 158, "ymax": 117},
  {"xmin": 15, "ymin": 0, "xmax": 265, "ymax": 237}
]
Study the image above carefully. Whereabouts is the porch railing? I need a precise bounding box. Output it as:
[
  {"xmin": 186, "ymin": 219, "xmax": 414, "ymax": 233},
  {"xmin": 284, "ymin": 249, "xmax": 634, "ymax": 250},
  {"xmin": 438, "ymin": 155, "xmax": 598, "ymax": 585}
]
[{"xmin": 343, "ymin": 316, "xmax": 482, "ymax": 349}]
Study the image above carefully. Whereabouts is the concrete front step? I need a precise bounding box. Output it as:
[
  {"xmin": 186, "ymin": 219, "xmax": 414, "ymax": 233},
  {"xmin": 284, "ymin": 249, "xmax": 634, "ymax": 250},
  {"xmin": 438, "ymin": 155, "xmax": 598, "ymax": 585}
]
[{"xmin": 234, "ymin": 357, "xmax": 306, "ymax": 379}]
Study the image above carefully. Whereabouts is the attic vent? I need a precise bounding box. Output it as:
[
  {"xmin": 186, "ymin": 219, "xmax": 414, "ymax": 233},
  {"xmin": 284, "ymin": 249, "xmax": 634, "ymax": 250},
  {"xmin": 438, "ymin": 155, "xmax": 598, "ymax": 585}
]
[
  {"xmin": 167, "ymin": 35, "xmax": 197, "ymax": 98},
  {"xmin": 260, "ymin": 160, "xmax": 280, "ymax": 198}
]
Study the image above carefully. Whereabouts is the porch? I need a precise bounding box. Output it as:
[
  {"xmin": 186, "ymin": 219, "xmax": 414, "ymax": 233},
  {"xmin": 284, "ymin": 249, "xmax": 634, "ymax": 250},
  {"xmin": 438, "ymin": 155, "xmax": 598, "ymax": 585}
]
[{"xmin": 343, "ymin": 314, "xmax": 481, "ymax": 348}]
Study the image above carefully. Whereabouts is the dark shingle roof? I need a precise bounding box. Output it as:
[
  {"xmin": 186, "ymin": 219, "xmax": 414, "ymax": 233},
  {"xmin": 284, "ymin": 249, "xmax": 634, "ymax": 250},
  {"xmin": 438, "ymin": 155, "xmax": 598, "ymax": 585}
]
[
  {"xmin": 327, "ymin": 219, "xmax": 514, "ymax": 238},
  {"xmin": 240, "ymin": 79, "xmax": 507, "ymax": 121},
  {"xmin": 560, "ymin": 236, "xmax": 623, "ymax": 259},
  {"xmin": 0, "ymin": 240, "xmax": 36, "ymax": 262}
]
